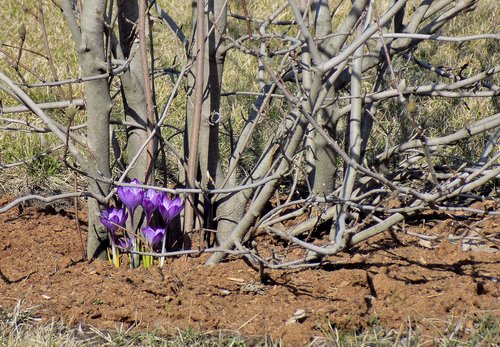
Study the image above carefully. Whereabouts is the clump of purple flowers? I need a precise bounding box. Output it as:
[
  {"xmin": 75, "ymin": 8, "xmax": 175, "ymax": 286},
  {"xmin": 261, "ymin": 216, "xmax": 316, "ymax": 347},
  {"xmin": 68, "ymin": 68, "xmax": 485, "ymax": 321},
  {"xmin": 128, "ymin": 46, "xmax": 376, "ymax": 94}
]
[{"xmin": 99, "ymin": 179, "xmax": 184, "ymax": 268}]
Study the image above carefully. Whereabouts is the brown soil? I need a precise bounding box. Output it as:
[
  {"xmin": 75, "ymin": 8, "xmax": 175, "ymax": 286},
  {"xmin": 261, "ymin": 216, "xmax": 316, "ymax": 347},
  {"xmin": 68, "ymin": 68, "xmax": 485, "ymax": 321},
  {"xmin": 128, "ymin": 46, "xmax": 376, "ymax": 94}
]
[{"xmin": 0, "ymin": 196, "xmax": 499, "ymax": 345}]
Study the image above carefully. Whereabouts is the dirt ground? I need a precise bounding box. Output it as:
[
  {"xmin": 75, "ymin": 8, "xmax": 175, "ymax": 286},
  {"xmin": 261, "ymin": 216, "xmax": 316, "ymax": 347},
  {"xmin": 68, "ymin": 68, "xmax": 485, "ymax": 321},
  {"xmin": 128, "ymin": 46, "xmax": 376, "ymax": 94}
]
[{"xmin": 0, "ymin": 195, "xmax": 498, "ymax": 345}]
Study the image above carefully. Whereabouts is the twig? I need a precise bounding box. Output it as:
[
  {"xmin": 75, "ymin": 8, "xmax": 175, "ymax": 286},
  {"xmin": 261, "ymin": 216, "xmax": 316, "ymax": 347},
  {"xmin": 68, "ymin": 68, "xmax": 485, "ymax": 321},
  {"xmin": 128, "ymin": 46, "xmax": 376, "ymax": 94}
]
[
  {"xmin": 370, "ymin": 32, "xmax": 500, "ymax": 42},
  {"xmin": 317, "ymin": 0, "xmax": 408, "ymax": 73},
  {"xmin": 1, "ymin": 99, "xmax": 85, "ymax": 114},
  {"xmin": 376, "ymin": 112, "xmax": 500, "ymax": 162},
  {"xmin": 16, "ymin": 59, "xmax": 132, "ymax": 88},
  {"xmin": 333, "ymin": 19, "xmax": 365, "ymax": 244},
  {"xmin": 0, "ymin": 192, "xmax": 106, "ymax": 213}
]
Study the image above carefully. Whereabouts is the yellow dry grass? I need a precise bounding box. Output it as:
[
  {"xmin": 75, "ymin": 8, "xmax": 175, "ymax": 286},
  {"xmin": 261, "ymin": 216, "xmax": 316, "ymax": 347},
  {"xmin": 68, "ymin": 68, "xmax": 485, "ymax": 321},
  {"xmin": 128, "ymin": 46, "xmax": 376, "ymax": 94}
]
[{"xmin": 0, "ymin": 0, "xmax": 497, "ymax": 188}]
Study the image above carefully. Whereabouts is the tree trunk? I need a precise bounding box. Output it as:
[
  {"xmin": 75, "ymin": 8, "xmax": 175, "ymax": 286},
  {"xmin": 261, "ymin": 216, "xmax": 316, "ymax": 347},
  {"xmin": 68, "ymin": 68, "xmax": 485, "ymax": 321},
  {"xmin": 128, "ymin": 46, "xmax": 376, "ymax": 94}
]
[
  {"xmin": 309, "ymin": 0, "xmax": 369, "ymax": 196},
  {"xmin": 185, "ymin": 0, "xmax": 227, "ymax": 239},
  {"xmin": 309, "ymin": 0, "xmax": 336, "ymax": 196},
  {"xmin": 78, "ymin": 0, "xmax": 113, "ymax": 259},
  {"xmin": 117, "ymin": 0, "xmax": 150, "ymax": 184}
]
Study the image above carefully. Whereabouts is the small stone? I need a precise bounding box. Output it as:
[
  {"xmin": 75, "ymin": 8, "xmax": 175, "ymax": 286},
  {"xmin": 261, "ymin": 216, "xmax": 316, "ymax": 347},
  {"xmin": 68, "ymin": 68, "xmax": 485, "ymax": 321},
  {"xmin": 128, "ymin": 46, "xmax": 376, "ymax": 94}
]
[
  {"xmin": 219, "ymin": 289, "xmax": 231, "ymax": 296},
  {"xmin": 286, "ymin": 309, "xmax": 307, "ymax": 324},
  {"xmin": 418, "ymin": 239, "xmax": 434, "ymax": 249}
]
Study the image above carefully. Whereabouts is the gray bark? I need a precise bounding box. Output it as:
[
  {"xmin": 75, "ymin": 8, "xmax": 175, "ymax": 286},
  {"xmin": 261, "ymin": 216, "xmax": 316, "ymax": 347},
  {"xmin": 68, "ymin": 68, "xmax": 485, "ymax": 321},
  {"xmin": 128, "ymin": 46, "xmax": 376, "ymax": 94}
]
[
  {"xmin": 185, "ymin": 0, "xmax": 227, "ymax": 239},
  {"xmin": 309, "ymin": 0, "xmax": 337, "ymax": 195},
  {"xmin": 117, "ymin": 0, "xmax": 150, "ymax": 184},
  {"xmin": 61, "ymin": 0, "xmax": 113, "ymax": 259},
  {"xmin": 307, "ymin": 0, "xmax": 368, "ymax": 196},
  {"xmin": 207, "ymin": 108, "xmax": 309, "ymax": 264}
]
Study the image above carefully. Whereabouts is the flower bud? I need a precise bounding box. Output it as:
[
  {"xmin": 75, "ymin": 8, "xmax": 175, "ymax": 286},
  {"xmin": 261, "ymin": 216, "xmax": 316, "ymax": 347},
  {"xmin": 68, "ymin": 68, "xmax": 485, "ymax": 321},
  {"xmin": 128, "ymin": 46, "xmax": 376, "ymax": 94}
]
[
  {"xmin": 66, "ymin": 103, "xmax": 77, "ymax": 119},
  {"xmin": 407, "ymin": 94, "xmax": 416, "ymax": 114},
  {"xmin": 18, "ymin": 23, "xmax": 26, "ymax": 41}
]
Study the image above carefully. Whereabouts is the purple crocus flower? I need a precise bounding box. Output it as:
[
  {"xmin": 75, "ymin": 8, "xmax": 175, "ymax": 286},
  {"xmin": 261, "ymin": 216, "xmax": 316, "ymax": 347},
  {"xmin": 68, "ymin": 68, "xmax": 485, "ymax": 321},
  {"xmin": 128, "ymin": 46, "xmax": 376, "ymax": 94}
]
[
  {"xmin": 117, "ymin": 179, "xmax": 144, "ymax": 215},
  {"xmin": 100, "ymin": 206, "xmax": 128, "ymax": 233},
  {"xmin": 141, "ymin": 189, "xmax": 163, "ymax": 223},
  {"xmin": 141, "ymin": 226, "xmax": 166, "ymax": 247},
  {"xmin": 158, "ymin": 195, "xmax": 184, "ymax": 224},
  {"xmin": 116, "ymin": 235, "xmax": 132, "ymax": 250}
]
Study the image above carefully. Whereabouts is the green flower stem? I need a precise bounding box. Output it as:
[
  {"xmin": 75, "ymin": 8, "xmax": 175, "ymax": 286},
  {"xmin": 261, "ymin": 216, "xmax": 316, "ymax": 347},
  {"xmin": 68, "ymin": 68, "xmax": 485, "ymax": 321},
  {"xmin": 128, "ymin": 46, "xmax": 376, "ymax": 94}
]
[
  {"xmin": 159, "ymin": 232, "xmax": 167, "ymax": 268},
  {"xmin": 129, "ymin": 213, "xmax": 140, "ymax": 268}
]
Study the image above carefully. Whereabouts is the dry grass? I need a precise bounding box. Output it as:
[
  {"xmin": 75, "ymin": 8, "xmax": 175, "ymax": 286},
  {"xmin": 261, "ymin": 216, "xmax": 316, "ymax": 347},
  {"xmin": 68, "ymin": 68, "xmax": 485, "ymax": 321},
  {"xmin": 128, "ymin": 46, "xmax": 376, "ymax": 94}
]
[
  {"xmin": 1, "ymin": 300, "xmax": 498, "ymax": 346},
  {"xmin": 362, "ymin": 1, "xmax": 499, "ymax": 168}
]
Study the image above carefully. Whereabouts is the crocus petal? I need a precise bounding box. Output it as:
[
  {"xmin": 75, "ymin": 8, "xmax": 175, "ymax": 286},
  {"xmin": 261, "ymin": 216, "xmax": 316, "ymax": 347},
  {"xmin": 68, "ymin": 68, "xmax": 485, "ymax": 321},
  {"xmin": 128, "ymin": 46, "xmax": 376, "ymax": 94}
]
[
  {"xmin": 100, "ymin": 206, "xmax": 128, "ymax": 232},
  {"xmin": 117, "ymin": 179, "xmax": 144, "ymax": 214},
  {"xmin": 117, "ymin": 236, "xmax": 132, "ymax": 250},
  {"xmin": 152, "ymin": 227, "xmax": 166, "ymax": 246},
  {"xmin": 100, "ymin": 209, "xmax": 111, "ymax": 229},
  {"xmin": 158, "ymin": 195, "xmax": 171, "ymax": 222},
  {"xmin": 109, "ymin": 207, "xmax": 128, "ymax": 226},
  {"xmin": 169, "ymin": 197, "xmax": 184, "ymax": 219},
  {"xmin": 100, "ymin": 217, "xmax": 116, "ymax": 232},
  {"xmin": 142, "ymin": 189, "xmax": 162, "ymax": 217},
  {"xmin": 159, "ymin": 195, "xmax": 184, "ymax": 223},
  {"xmin": 141, "ymin": 226, "xmax": 157, "ymax": 246},
  {"xmin": 141, "ymin": 226, "xmax": 166, "ymax": 247}
]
